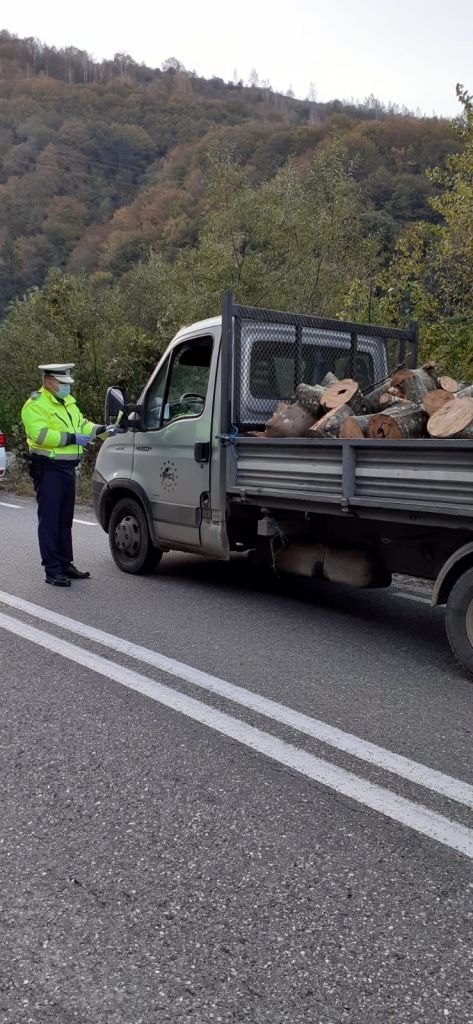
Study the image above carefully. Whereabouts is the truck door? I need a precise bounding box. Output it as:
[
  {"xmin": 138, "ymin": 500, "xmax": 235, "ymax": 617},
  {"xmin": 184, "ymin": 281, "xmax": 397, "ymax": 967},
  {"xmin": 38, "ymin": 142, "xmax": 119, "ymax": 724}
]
[{"xmin": 132, "ymin": 334, "xmax": 215, "ymax": 549}]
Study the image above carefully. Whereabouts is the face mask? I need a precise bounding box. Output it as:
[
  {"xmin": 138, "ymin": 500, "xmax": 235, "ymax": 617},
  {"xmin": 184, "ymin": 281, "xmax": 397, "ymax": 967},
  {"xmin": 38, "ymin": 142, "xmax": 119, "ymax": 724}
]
[{"xmin": 56, "ymin": 383, "xmax": 71, "ymax": 399}]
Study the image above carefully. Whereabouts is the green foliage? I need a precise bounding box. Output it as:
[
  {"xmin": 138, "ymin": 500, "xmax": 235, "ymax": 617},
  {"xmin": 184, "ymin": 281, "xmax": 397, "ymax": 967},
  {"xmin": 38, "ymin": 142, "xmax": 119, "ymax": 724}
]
[
  {"xmin": 380, "ymin": 85, "xmax": 473, "ymax": 376},
  {"xmin": 0, "ymin": 268, "xmax": 163, "ymax": 440},
  {"xmin": 156, "ymin": 139, "xmax": 383, "ymax": 325}
]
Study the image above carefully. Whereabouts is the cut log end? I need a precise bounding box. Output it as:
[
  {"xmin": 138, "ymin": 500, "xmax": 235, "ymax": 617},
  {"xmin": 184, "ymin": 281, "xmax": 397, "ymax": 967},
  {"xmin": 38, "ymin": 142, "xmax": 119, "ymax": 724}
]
[
  {"xmin": 368, "ymin": 406, "xmax": 427, "ymax": 440},
  {"xmin": 322, "ymin": 378, "xmax": 364, "ymax": 414},
  {"xmin": 438, "ymin": 375, "xmax": 459, "ymax": 394},
  {"xmin": 428, "ymin": 397, "xmax": 473, "ymax": 439},
  {"xmin": 368, "ymin": 413, "xmax": 403, "ymax": 440}
]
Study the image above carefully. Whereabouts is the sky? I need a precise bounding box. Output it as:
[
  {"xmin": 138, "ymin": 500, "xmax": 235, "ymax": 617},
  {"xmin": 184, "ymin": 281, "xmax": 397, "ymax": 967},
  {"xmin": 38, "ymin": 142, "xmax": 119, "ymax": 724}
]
[{"xmin": 3, "ymin": 0, "xmax": 472, "ymax": 118}]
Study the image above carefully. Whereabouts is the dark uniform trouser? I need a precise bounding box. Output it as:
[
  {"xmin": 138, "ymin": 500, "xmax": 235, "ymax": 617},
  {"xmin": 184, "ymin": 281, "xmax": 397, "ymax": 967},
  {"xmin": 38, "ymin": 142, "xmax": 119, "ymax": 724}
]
[{"xmin": 30, "ymin": 456, "xmax": 77, "ymax": 576}]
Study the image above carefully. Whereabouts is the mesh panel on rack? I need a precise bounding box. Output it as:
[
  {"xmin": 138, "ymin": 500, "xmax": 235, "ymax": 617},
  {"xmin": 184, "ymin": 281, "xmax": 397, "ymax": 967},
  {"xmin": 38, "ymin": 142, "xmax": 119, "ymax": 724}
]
[{"xmin": 230, "ymin": 304, "xmax": 417, "ymax": 431}]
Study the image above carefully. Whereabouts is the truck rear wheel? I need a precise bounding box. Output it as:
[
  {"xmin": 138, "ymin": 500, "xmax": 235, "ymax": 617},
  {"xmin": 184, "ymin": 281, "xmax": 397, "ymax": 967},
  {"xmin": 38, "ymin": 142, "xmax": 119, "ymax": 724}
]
[
  {"xmin": 445, "ymin": 567, "xmax": 473, "ymax": 677},
  {"xmin": 108, "ymin": 497, "xmax": 162, "ymax": 575}
]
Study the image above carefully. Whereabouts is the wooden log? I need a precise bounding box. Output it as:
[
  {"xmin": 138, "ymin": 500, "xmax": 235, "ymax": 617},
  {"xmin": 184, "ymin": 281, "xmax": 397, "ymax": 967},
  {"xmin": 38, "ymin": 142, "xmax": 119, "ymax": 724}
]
[
  {"xmin": 427, "ymin": 397, "xmax": 473, "ymax": 439},
  {"xmin": 390, "ymin": 364, "xmax": 437, "ymax": 403},
  {"xmin": 321, "ymin": 378, "xmax": 365, "ymax": 414},
  {"xmin": 339, "ymin": 414, "xmax": 373, "ymax": 439},
  {"xmin": 294, "ymin": 382, "xmax": 325, "ymax": 417},
  {"xmin": 363, "ymin": 380, "xmax": 392, "ymax": 413},
  {"xmin": 320, "ymin": 372, "xmax": 339, "ymax": 388},
  {"xmin": 379, "ymin": 393, "xmax": 408, "ymax": 409},
  {"xmin": 307, "ymin": 404, "xmax": 352, "ymax": 438},
  {"xmin": 438, "ymin": 375, "xmax": 459, "ymax": 393},
  {"xmin": 368, "ymin": 406, "xmax": 428, "ymax": 439},
  {"xmin": 392, "ymin": 361, "xmax": 437, "ymax": 385},
  {"xmin": 456, "ymin": 384, "xmax": 473, "ymax": 400},
  {"xmin": 421, "ymin": 389, "xmax": 455, "ymax": 416},
  {"xmin": 265, "ymin": 402, "xmax": 315, "ymax": 437}
]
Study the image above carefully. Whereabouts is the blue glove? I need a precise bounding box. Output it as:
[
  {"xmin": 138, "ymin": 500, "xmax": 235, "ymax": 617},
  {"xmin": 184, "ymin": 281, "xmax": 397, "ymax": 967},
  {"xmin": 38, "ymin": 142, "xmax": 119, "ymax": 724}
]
[
  {"xmin": 75, "ymin": 433, "xmax": 92, "ymax": 447},
  {"xmin": 96, "ymin": 424, "xmax": 118, "ymax": 440}
]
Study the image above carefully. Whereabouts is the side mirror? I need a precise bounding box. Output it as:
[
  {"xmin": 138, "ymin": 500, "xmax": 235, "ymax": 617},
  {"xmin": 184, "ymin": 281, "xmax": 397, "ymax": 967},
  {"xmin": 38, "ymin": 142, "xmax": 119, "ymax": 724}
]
[
  {"xmin": 105, "ymin": 386, "xmax": 127, "ymax": 428},
  {"xmin": 125, "ymin": 402, "xmax": 144, "ymax": 431}
]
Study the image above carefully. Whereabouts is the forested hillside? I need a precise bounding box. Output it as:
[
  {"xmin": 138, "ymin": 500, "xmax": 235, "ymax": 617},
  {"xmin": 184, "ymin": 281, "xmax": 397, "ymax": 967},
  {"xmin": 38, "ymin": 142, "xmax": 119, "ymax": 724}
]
[
  {"xmin": 0, "ymin": 29, "xmax": 472, "ymax": 455},
  {"xmin": 0, "ymin": 30, "xmax": 460, "ymax": 314}
]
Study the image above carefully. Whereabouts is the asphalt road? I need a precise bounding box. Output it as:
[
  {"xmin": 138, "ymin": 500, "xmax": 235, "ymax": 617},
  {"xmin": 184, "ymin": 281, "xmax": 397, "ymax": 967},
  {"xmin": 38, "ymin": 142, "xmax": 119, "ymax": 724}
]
[{"xmin": 1, "ymin": 495, "xmax": 473, "ymax": 1024}]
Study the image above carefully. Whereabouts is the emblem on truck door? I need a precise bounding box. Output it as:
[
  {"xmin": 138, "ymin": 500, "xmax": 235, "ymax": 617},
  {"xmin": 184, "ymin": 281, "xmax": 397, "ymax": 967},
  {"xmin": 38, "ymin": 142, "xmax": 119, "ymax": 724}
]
[{"xmin": 160, "ymin": 460, "xmax": 177, "ymax": 491}]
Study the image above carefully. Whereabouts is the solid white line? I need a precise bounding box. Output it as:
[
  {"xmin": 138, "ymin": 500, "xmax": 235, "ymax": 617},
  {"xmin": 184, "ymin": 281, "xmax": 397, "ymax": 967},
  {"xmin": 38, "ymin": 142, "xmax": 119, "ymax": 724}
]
[
  {"xmin": 0, "ymin": 608, "xmax": 472, "ymax": 860},
  {"xmin": 0, "ymin": 501, "xmax": 22, "ymax": 509},
  {"xmin": 0, "ymin": 589, "xmax": 471, "ymax": 810},
  {"xmin": 73, "ymin": 518, "xmax": 98, "ymax": 526}
]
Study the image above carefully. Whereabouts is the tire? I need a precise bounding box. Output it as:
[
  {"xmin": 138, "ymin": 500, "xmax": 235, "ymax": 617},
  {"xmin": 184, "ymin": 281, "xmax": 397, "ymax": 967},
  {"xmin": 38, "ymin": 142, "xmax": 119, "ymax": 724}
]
[
  {"xmin": 445, "ymin": 567, "xmax": 473, "ymax": 676},
  {"xmin": 108, "ymin": 497, "xmax": 162, "ymax": 575}
]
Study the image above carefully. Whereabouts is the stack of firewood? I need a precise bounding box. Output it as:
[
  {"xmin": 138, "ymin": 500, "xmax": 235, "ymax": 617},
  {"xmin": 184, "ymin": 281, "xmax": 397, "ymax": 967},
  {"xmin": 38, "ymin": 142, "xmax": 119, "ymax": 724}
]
[{"xmin": 256, "ymin": 365, "xmax": 473, "ymax": 440}]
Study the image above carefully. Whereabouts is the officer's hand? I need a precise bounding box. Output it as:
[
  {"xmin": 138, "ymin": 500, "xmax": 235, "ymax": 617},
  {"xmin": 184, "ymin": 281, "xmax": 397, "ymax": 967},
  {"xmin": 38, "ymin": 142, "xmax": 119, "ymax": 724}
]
[
  {"xmin": 75, "ymin": 433, "xmax": 92, "ymax": 447},
  {"xmin": 105, "ymin": 424, "xmax": 119, "ymax": 435}
]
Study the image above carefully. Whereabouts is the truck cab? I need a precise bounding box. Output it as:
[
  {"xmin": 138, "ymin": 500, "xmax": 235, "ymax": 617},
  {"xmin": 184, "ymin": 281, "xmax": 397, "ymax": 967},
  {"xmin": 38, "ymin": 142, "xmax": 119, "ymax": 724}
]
[{"xmin": 93, "ymin": 315, "xmax": 222, "ymax": 572}]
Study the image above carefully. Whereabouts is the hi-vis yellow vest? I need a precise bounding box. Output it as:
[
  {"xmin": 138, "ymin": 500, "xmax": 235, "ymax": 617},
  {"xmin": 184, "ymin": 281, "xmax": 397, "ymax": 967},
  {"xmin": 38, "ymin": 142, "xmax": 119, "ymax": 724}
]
[{"xmin": 21, "ymin": 387, "xmax": 101, "ymax": 460}]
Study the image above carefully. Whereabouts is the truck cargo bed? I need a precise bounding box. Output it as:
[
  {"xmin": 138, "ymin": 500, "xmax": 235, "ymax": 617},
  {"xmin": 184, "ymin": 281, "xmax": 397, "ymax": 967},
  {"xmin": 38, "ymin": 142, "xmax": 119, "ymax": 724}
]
[{"xmin": 227, "ymin": 437, "xmax": 473, "ymax": 528}]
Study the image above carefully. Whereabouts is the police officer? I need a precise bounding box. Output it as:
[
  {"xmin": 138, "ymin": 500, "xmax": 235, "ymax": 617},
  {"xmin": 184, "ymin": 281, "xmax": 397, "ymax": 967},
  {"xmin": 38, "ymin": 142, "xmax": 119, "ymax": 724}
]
[{"xmin": 21, "ymin": 363, "xmax": 116, "ymax": 587}]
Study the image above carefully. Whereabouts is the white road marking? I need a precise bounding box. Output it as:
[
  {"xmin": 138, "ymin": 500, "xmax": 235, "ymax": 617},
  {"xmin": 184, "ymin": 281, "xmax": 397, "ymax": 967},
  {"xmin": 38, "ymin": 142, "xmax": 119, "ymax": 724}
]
[
  {"xmin": 0, "ymin": 590, "xmax": 471, "ymax": 810},
  {"xmin": 0, "ymin": 505, "xmax": 96, "ymax": 528},
  {"xmin": 0, "ymin": 609, "xmax": 472, "ymax": 860}
]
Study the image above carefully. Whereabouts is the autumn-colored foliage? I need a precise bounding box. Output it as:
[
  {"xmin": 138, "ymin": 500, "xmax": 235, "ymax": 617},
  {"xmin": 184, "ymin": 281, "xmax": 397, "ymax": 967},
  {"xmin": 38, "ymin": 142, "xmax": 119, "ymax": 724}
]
[
  {"xmin": 0, "ymin": 31, "xmax": 472, "ymax": 451},
  {"xmin": 0, "ymin": 29, "xmax": 461, "ymax": 318}
]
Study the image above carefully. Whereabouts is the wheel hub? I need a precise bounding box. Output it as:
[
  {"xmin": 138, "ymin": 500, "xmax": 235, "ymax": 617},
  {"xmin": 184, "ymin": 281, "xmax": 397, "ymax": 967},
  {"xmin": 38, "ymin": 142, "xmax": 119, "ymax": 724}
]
[{"xmin": 115, "ymin": 514, "xmax": 141, "ymax": 556}]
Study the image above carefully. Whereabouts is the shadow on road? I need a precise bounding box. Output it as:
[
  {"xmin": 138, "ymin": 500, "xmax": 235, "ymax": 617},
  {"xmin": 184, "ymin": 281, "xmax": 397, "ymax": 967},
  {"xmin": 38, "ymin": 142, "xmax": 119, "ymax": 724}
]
[{"xmin": 156, "ymin": 551, "xmax": 451, "ymax": 666}]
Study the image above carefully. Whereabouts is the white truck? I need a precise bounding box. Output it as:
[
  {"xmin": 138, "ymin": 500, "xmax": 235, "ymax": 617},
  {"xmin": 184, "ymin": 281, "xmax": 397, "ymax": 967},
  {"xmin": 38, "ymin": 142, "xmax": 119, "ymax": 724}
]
[{"xmin": 92, "ymin": 292, "xmax": 473, "ymax": 675}]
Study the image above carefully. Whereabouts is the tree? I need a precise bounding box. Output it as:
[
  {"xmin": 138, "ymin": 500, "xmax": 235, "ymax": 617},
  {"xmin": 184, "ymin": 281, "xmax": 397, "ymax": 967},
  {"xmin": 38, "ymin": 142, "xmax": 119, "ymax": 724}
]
[
  {"xmin": 0, "ymin": 269, "xmax": 160, "ymax": 441},
  {"xmin": 381, "ymin": 86, "xmax": 473, "ymax": 375},
  {"xmin": 151, "ymin": 139, "xmax": 381, "ymax": 324}
]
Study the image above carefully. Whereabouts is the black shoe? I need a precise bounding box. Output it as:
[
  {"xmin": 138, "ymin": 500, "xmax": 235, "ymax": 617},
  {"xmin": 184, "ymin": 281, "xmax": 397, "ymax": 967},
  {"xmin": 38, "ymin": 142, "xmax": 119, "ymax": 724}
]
[
  {"xmin": 45, "ymin": 574, "xmax": 71, "ymax": 587},
  {"xmin": 64, "ymin": 564, "xmax": 91, "ymax": 579}
]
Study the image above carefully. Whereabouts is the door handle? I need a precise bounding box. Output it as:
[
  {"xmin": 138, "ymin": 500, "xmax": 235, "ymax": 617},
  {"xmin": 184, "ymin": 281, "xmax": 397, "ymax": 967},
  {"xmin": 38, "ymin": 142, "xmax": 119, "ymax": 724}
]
[{"xmin": 194, "ymin": 442, "xmax": 210, "ymax": 463}]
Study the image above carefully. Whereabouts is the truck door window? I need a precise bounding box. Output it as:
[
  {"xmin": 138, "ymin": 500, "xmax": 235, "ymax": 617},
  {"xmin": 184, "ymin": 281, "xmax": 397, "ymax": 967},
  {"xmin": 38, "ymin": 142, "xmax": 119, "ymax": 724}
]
[
  {"xmin": 163, "ymin": 336, "xmax": 213, "ymax": 426},
  {"xmin": 145, "ymin": 359, "xmax": 169, "ymax": 430}
]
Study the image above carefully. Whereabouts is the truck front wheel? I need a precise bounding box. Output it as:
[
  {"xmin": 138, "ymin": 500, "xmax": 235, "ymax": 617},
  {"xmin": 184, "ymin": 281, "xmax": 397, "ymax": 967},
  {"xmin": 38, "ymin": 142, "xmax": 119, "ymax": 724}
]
[
  {"xmin": 445, "ymin": 567, "xmax": 473, "ymax": 677},
  {"xmin": 108, "ymin": 497, "xmax": 162, "ymax": 574}
]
